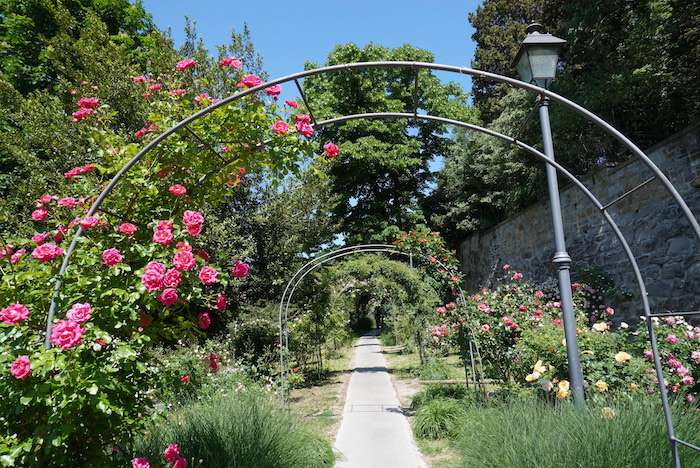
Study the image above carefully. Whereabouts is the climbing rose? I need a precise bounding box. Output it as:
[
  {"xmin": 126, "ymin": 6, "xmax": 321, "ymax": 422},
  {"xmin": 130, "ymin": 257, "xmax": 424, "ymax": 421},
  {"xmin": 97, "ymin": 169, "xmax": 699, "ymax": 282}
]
[
  {"xmin": 76, "ymin": 97, "xmax": 99, "ymax": 108},
  {"xmin": 135, "ymin": 128, "xmax": 147, "ymax": 138},
  {"xmin": 237, "ymin": 74, "xmax": 262, "ymax": 88},
  {"xmin": 219, "ymin": 56, "xmax": 242, "ymax": 68},
  {"xmin": 173, "ymin": 458, "xmax": 186, "ymax": 468},
  {"xmin": 173, "ymin": 250, "xmax": 196, "ymax": 271},
  {"xmin": 169, "ymin": 185, "xmax": 186, "ymax": 196},
  {"xmin": 10, "ymin": 249, "xmax": 25, "ymax": 265},
  {"xmin": 31, "ymin": 243, "xmax": 64, "ymax": 262},
  {"xmin": 176, "ymin": 58, "xmax": 196, "ymax": 71},
  {"xmin": 164, "ymin": 444, "xmax": 180, "ymax": 463},
  {"xmin": 72, "ymin": 107, "xmax": 93, "ymax": 121},
  {"xmin": 10, "ymin": 356, "xmax": 30, "ymax": 379},
  {"xmin": 80, "ymin": 216, "xmax": 100, "ymax": 229},
  {"xmin": 197, "ymin": 312, "xmax": 211, "ymax": 329},
  {"xmin": 295, "ymin": 114, "xmax": 311, "ymax": 123},
  {"xmin": 296, "ymin": 122, "xmax": 314, "ymax": 137},
  {"xmin": 180, "ymin": 375, "xmax": 190, "ymax": 382},
  {"xmin": 209, "ymin": 352, "xmax": 219, "ymax": 373},
  {"xmin": 285, "ymin": 99, "xmax": 298, "ymax": 108},
  {"xmin": 131, "ymin": 458, "xmax": 150, "ymax": 468},
  {"xmin": 323, "ymin": 142, "xmax": 339, "ymax": 158},
  {"xmin": 156, "ymin": 220, "xmax": 174, "ymax": 231},
  {"xmin": 183, "ymin": 210, "xmax": 204, "ymax": 226},
  {"xmin": 119, "ymin": 223, "xmax": 137, "ymax": 235},
  {"xmin": 198, "ymin": 266, "xmax": 218, "ymax": 285},
  {"xmin": 215, "ymin": 293, "xmax": 227, "ymax": 311},
  {"xmin": 481, "ymin": 324, "xmax": 490, "ymax": 333},
  {"xmin": 32, "ymin": 207, "xmax": 48, "ymax": 220},
  {"xmin": 140, "ymin": 312, "xmax": 151, "ymax": 326},
  {"xmin": 102, "ymin": 248, "xmax": 123, "ymax": 266},
  {"xmin": 1, "ymin": 303, "xmax": 30, "ymax": 324},
  {"xmin": 141, "ymin": 268, "xmax": 164, "ymax": 291},
  {"xmin": 170, "ymin": 89, "xmax": 186, "ymax": 96},
  {"xmin": 50, "ymin": 319, "xmax": 85, "ymax": 349},
  {"xmin": 58, "ymin": 197, "xmax": 77, "ymax": 207},
  {"xmin": 145, "ymin": 261, "xmax": 166, "ymax": 275},
  {"xmin": 272, "ymin": 121, "xmax": 289, "ymax": 134},
  {"xmin": 66, "ymin": 303, "xmax": 92, "ymax": 324},
  {"xmin": 32, "ymin": 232, "xmax": 50, "ymax": 244},
  {"xmin": 163, "ymin": 268, "xmax": 182, "ymax": 288},
  {"xmin": 196, "ymin": 248, "xmax": 209, "ymax": 261},
  {"xmin": 157, "ymin": 288, "xmax": 179, "ymax": 306},
  {"xmin": 186, "ymin": 224, "xmax": 202, "ymax": 236},
  {"xmin": 232, "ymin": 260, "xmax": 249, "ymax": 278},
  {"xmin": 152, "ymin": 229, "xmax": 173, "ymax": 245},
  {"xmin": 265, "ymin": 84, "xmax": 282, "ymax": 96},
  {"xmin": 512, "ymin": 272, "xmax": 523, "ymax": 280}
]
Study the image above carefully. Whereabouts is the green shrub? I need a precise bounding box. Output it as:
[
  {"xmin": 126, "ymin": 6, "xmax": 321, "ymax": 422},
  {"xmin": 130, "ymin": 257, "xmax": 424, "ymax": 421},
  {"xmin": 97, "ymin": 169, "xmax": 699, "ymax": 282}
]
[
  {"xmin": 413, "ymin": 397, "xmax": 465, "ymax": 439},
  {"xmin": 134, "ymin": 389, "xmax": 335, "ymax": 468},
  {"xmin": 454, "ymin": 397, "xmax": 700, "ymax": 468},
  {"xmin": 411, "ymin": 383, "xmax": 469, "ymax": 410},
  {"xmin": 420, "ymin": 358, "xmax": 452, "ymax": 380}
]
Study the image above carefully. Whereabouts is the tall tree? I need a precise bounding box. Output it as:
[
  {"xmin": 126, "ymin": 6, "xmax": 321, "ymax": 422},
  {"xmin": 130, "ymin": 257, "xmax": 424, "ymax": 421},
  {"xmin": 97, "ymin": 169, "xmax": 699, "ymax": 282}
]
[{"xmin": 302, "ymin": 43, "xmax": 475, "ymax": 245}]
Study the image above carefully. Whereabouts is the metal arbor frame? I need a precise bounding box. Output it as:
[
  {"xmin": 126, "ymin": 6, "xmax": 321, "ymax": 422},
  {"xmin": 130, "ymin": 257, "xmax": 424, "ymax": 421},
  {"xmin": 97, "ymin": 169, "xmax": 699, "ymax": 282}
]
[
  {"xmin": 44, "ymin": 61, "xmax": 700, "ymax": 466},
  {"xmin": 276, "ymin": 244, "xmax": 482, "ymax": 408}
]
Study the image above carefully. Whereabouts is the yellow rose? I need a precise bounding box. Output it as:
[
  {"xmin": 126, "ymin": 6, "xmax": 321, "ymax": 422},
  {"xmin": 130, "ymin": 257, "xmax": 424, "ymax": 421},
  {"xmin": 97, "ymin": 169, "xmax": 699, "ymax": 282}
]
[
  {"xmin": 596, "ymin": 380, "xmax": 608, "ymax": 392},
  {"xmin": 526, "ymin": 372, "xmax": 541, "ymax": 382},
  {"xmin": 533, "ymin": 360, "xmax": 546, "ymax": 374},
  {"xmin": 557, "ymin": 388, "xmax": 569, "ymax": 399},
  {"xmin": 592, "ymin": 322, "xmax": 609, "ymax": 332},
  {"xmin": 558, "ymin": 380, "xmax": 570, "ymax": 391},
  {"xmin": 615, "ymin": 351, "xmax": 631, "ymax": 363}
]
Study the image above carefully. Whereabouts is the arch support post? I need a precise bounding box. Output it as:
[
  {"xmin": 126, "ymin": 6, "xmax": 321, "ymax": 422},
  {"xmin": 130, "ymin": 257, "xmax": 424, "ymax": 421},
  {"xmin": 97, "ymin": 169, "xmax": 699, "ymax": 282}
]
[{"xmin": 538, "ymin": 96, "xmax": 585, "ymax": 407}]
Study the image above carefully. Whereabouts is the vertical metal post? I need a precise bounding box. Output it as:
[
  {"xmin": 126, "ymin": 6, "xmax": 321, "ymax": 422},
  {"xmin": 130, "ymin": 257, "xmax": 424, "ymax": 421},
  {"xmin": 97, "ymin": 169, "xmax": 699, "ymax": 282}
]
[{"xmin": 538, "ymin": 96, "xmax": 585, "ymax": 407}]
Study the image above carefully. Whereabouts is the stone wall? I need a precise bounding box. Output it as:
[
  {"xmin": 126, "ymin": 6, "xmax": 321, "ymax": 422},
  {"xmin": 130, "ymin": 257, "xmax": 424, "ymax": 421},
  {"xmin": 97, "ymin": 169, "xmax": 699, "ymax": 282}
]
[{"xmin": 457, "ymin": 123, "xmax": 700, "ymax": 323}]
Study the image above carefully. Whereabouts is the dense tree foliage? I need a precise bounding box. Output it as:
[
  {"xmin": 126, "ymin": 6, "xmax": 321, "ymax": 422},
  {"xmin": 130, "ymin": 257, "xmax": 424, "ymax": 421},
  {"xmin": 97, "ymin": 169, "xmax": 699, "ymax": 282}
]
[{"xmin": 302, "ymin": 43, "xmax": 475, "ymax": 245}]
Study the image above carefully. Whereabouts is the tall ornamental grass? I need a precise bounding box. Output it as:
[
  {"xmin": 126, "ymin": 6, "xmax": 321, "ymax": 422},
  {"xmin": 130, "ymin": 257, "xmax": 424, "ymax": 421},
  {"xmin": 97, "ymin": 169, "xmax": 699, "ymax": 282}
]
[
  {"xmin": 455, "ymin": 397, "xmax": 700, "ymax": 468},
  {"xmin": 135, "ymin": 390, "xmax": 334, "ymax": 468}
]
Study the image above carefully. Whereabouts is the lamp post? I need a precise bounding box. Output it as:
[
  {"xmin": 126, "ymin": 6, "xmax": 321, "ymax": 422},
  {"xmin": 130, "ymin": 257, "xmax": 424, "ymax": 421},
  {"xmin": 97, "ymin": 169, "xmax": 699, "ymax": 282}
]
[{"xmin": 514, "ymin": 23, "xmax": 585, "ymax": 407}]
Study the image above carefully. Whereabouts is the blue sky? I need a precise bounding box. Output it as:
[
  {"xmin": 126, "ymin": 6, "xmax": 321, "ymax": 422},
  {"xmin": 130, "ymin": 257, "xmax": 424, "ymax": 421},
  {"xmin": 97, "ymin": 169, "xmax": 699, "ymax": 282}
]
[{"xmin": 141, "ymin": 0, "xmax": 484, "ymax": 83}]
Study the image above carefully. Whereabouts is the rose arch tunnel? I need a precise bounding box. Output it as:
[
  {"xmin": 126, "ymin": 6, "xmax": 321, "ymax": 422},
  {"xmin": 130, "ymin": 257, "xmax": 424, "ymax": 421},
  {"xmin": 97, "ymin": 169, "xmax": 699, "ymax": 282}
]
[{"xmin": 49, "ymin": 62, "xmax": 700, "ymax": 466}]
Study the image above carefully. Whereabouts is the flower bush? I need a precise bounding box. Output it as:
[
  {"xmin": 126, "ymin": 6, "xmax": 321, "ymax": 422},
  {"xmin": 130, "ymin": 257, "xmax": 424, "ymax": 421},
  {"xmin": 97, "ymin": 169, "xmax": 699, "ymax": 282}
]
[{"xmin": 0, "ymin": 56, "xmax": 328, "ymax": 465}]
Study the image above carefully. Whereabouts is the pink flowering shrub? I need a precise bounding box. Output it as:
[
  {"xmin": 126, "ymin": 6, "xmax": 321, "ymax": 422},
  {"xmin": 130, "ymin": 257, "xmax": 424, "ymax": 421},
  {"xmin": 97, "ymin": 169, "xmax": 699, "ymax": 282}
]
[{"xmin": 0, "ymin": 53, "xmax": 325, "ymax": 465}]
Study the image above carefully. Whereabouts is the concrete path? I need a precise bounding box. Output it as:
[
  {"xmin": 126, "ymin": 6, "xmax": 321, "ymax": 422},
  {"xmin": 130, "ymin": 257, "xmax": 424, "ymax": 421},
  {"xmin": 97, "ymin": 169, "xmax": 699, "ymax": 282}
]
[{"xmin": 334, "ymin": 330, "xmax": 427, "ymax": 468}]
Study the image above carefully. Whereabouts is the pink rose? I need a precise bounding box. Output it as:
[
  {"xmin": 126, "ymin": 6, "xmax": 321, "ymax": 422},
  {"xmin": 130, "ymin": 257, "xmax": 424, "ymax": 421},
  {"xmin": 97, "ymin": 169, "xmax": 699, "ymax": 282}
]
[
  {"xmin": 295, "ymin": 122, "xmax": 314, "ymax": 137},
  {"xmin": 141, "ymin": 269, "xmax": 164, "ymax": 291},
  {"xmin": 58, "ymin": 197, "xmax": 77, "ymax": 207},
  {"xmin": 169, "ymin": 185, "xmax": 187, "ymax": 196},
  {"xmin": 66, "ymin": 303, "xmax": 92, "ymax": 323},
  {"xmin": 323, "ymin": 142, "xmax": 339, "ymax": 158},
  {"xmin": 1, "ymin": 303, "xmax": 30, "ymax": 324},
  {"xmin": 503, "ymin": 264, "xmax": 511, "ymax": 270},
  {"xmin": 272, "ymin": 121, "xmax": 289, "ymax": 134},
  {"xmin": 50, "ymin": 319, "xmax": 85, "ymax": 349},
  {"xmin": 164, "ymin": 443, "xmax": 180, "ymax": 463},
  {"xmin": 194, "ymin": 93, "xmax": 210, "ymax": 104},
  {"xmin": 480, "ymin": 324, "xmax": 490, "ymax": 333},
  {"xmin": 186, "ymin": 224, "xmax": 202, "ymax": 236},
  {"xmin": 295, "ymin": 114, "xmax": 311, "ymax": 123},
  {"xmin": 170, "ymin": 89, "xmax": 186, "ymax": 96},
  {"xmin": 512, "ymin": 272, "xmax": 523, "ymax": 280},
  {"xmin": 119, "ymin": 223, "xmax": 138, "ymax": 235},
  {"xmin": 215, "ymin": 293, "xmax": 227, "ymax": 311},
  {"xmin": 265, "ymin": 84, "xmax": 282, "ymax": 96},
  {"xmin": 10, "ymin": 356, "xmax": 30, "ymax": 379},
  {"xmin": 72, "ymin": 107, "xmax": 93, "ymax": 121},
  {"xmin": 209, "ymin": 352, "xmax": 219, "ymax": 373},
  {"xmin": 135, "ymin": 128, "xmax": 147, "ymax": 138},
  {"xmin": 148, "ymin": 83, "xmax": 161, "ymax": 91},
  {"xmin": 80, "ymin": 216, "xmax": 100, "ymax": 229},
  {"xmin": 173, "ymin": 458, "xmax": 186, "ymax": 468},
  {"xmin": 102, "ymin": 248, "xmax": 123, "ymax": 266},
  {"xmin": 436, "ymin": 307, "xmax": 447, "ymax": 314},
  {"xmin": 132, "ymin": 458, "xmax": 150, "ymax": 468},
  {"xmin": 145, "ymin": 261, "xmax": 166, "ymax": 275},
  {"xmin": 157, "ymin": 288, "xmax": 179, "ymax": 306},
  {"xmin": 156, "ymin": 220, "xmax": 174, "ymax": 231},
  {"xmin": 285, "ymin": 99, "xmax": 298, "ymax": 108},
  {"xmin": 32, "ymin": 232, "xmax": 50, "ymax": 245},
  {"xmin": 176, "ymin": 242, "xmax": 191, "ymax": 251},
  {"xmin": 31, "ymin": 243, "xmax": 65, "ymax": 262},
  {"xmin": 54, "ymin": 226, "xmax": 68, "ymax": 243},
  {"xmin": 176, "ymin": 58, "xmax": 196, "ymax": 71},
  {"xmin": 77, "ymin": 97, "xmax": 99, "ymax": 108},
  {"xmin": 237, "ymin": 74, "xmax": 262, "ymax": 88},
  {"xmin": 219, "ymin": 56, "xmax": 242, "ymax": 68},
  {"xmin": 153, "ymin": 229, "xmax": 173, "ymax": 245},
  {"xmin": 198, "ymin": 266, "xmax": 219, "ymax": 285},
  {"xmin": 232, "ymin": 260, "xmax": 249, "ymax": 278},
  {"xmin": 32, "ymin": 207, "xmax": 48, "ymax": 220},
  {"xmin": 180, "ymin": 375, "xmax": 190, "ymax": 382},
  {"xmin": 163, "ymin": 268, "xmax": 182, "ymax": 288},
  {"xmin": 173, "ymin": 250, "xmax": 196, "ymax": 271},
  {"xmin": 182, "ymin": 210, "xmax": 204, "ymax": 226},
  {"xmin": 10, "ymin": 249, "xmax": 26, "ymax": 265},
  {"xmin": 667, "ymin": 334, "xmax": 679, "ymax": 345},
  {"xmin": 197, "ymin": 312, "xmax": 211, "ymax": 329},
  {"xmin": 133, "ymin": 75, "xmax": 147, "ymax": 82}
]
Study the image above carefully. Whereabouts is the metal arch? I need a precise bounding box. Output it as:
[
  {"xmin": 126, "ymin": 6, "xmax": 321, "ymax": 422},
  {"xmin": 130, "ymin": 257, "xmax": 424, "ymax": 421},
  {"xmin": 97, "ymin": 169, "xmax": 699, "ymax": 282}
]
[
  {"xmin": 277, "ymin": 244, "xmax": 480, "ymax": 408},
  {"xmin": 39, "ymin": 61, "xmax": 697, "ymax": 462}
]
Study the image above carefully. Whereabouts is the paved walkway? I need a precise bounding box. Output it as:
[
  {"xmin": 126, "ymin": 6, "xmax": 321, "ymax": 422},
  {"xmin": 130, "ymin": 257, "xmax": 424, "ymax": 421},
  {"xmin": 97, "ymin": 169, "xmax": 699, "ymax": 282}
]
[{"xmin": 334, "ymin": 330, "xmax": 427, "ymax": 468}]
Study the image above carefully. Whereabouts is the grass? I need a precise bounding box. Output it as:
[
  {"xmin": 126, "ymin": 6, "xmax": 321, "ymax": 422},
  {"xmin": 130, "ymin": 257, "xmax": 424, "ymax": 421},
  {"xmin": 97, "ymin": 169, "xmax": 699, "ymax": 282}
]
[{"xmin": 134, "ymin": 389, "xmax": 334, "ymax": 468}]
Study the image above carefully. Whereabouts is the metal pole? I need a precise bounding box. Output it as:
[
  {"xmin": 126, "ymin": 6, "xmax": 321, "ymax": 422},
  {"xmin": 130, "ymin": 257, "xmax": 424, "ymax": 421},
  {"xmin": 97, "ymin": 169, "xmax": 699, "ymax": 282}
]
[{"xmin": 538, "ymin": 96, "xmax": 585, "ymax": 407}]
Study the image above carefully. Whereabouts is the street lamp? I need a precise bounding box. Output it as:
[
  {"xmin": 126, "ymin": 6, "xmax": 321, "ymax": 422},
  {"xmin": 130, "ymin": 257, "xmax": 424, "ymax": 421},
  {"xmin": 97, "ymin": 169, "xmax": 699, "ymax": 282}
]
[{"xmin": 515, "ymin": 24, "xmax": 586, "ymax": 408}]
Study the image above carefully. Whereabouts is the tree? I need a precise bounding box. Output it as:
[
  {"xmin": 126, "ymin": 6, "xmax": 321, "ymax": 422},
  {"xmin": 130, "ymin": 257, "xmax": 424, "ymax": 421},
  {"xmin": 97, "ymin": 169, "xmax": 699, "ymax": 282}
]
[{"xmin": 302, "ymin": 43, "xmax": 475, "ymax": 245}]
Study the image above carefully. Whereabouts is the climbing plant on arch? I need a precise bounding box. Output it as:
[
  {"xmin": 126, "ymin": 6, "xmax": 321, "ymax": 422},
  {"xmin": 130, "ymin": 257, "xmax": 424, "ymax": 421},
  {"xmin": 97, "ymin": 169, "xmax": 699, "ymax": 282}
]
[{"xmin": 0, "ymin": 58, "xmax": 697, "ymax": 466}]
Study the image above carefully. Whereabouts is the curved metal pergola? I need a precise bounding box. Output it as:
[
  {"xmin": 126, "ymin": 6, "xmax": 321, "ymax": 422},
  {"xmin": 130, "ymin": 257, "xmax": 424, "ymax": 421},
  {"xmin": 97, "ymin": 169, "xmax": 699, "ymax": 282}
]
[
  {"xmin": 44, "ymin": 61, "xmax": 700, "ymax": 465},
  {"xmin": 276, "ymin": 243, "xmax": 481, "ymax": 408}
]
